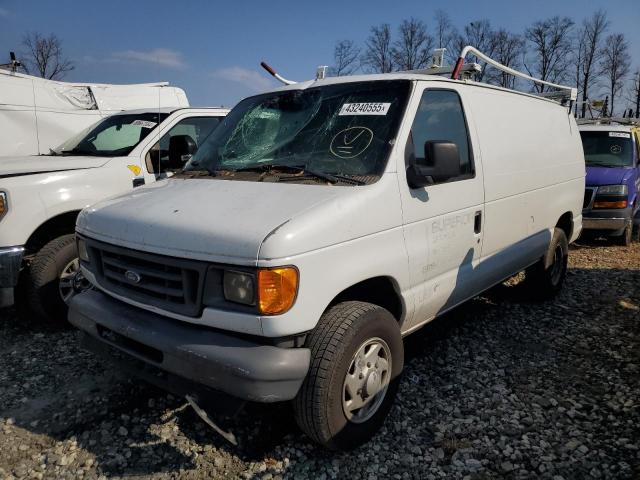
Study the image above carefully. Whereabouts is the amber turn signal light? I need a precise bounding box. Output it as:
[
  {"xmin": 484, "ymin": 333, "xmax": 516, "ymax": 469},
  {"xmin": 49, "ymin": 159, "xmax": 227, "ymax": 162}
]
[
  {"xmin": 593, "ymin": 200, "xmax": 627, "ymax": 209},
  {"xmin": 0, "ymin": 192, "xmax": 7, "ymax": 219},
  {"xmin": 257, "ymin": 267, "xmax": 299, "ymax": 315}
]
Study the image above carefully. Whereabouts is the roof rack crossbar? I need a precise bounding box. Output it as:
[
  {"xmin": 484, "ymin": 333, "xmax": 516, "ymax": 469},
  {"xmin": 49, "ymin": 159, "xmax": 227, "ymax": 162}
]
[{"xmin": 452, "ymin": 45, "xmax": 577, "ymax": 102}]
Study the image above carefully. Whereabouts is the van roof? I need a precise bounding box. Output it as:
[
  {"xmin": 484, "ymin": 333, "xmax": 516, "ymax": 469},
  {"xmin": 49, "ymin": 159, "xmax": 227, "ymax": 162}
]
[{"xmin": 261, "ymin": 72, "xmax": 570, "ymax": 107}]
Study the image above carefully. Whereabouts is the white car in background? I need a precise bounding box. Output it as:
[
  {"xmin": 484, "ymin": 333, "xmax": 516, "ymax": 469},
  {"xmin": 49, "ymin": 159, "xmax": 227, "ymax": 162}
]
[{"xmin": 0, "ymin": 107, "xmax": 228, "ymax": 321}]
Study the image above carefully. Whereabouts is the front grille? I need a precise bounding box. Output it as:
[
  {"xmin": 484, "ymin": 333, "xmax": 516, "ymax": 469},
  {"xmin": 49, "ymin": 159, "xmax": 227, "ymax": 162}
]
[
  {"xmin": 583, "ymin": 188, "xmax": 596, "ymax": 209},
  {"xmin": 86, "ymin": 239, "xmax": 208, "ymax": 317}
]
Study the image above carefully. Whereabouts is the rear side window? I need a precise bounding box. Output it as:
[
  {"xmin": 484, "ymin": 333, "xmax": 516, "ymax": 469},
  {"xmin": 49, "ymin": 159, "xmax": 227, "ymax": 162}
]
[{"xmin": 408, "ymin": 89, "xmax": 473, "ymax": 182}]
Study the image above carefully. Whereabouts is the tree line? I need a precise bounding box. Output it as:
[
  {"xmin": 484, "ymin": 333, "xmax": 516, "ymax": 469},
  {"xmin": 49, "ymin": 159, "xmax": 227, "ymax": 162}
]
[{"xmin": 330, "ymin": 10, "xmax": 639, "ymax": 118}]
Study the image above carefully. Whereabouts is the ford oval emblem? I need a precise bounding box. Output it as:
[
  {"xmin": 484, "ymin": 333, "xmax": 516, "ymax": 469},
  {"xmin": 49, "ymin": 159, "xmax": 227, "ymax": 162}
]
[{"xmin": 124, "ymin": 270, "xmax": 142, "ymax": 284}]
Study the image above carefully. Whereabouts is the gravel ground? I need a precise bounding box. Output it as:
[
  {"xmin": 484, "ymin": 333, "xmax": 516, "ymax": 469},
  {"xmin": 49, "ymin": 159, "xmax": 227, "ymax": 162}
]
[{"xmin": 1, "ymin": 240, "xmax": 639, "ymax": 480}]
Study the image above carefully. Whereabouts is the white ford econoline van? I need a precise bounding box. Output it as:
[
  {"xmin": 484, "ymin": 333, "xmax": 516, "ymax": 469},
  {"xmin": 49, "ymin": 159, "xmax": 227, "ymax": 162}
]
[{"xmin": 69, "ymin": 48, "xmax": 584, "ymax": 449}]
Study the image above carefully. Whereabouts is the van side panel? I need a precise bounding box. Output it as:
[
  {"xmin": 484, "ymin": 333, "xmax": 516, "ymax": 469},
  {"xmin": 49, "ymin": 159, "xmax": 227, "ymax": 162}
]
[{"xmin": 466, "ymin": 89, "xmax": 584, "ymax": 273}]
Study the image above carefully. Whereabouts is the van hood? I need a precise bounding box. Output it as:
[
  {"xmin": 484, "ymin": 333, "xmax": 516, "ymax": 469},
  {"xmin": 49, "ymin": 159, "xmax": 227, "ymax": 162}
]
[
  {"xmin": 77, "ymin": 178, "xmax": 346, "ymax": 264},
  {"xmin": 585, "ymin": 166, "xmax": 633, "ymax": 187},
  {"xmin": 0, "ymin": 155, "xmax": 111, "ymax": 177}
]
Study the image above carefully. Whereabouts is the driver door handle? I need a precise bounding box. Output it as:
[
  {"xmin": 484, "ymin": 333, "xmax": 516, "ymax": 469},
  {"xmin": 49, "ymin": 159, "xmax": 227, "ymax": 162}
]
[{"xmin": 474, "ymin": 211, "xmax": 482, "ymax": 234}]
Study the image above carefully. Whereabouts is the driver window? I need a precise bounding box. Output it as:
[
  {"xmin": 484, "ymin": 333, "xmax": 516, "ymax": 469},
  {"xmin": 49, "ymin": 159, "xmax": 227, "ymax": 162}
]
[
  {"xmin": 408, "ymin": 89, "xmax": 473, "ymax": 184},
  {"xmin": 145, "ymin": 116, "xmax": 221, "ymax": 174}
]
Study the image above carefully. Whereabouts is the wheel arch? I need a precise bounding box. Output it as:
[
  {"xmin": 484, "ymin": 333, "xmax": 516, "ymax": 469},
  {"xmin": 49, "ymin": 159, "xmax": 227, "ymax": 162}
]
[
  {"xmin": 328, "ymin": 276, "xmax": 405, "ymax": 324},
  {"xmin": 25, "ymin": 210, "xmax": 81, "ymax": 254},
  {"xmin": 556, "ymin": 211, "xmax": 573, "ymax": 241}
]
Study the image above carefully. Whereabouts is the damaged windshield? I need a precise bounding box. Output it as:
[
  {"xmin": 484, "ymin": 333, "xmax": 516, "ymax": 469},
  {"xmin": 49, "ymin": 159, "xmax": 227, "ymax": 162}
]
[
  {"xmin": 184, "ymin": 81, "xmax": 411, "ymax": 184},
  {"xmin": 53, "ymin": 112, "xmax": 168, "ymax": 157}
]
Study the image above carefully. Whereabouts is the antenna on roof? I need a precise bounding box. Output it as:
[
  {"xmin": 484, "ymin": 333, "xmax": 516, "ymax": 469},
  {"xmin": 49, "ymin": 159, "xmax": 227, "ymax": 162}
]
[
  {"xmin": 0, "ymin": 51, "xmax": 22, "ymax": 73},
  {"xmin": 260, "ymin": 61, "xmax": 297, "ymax": 85},
  {"xmin": 451, "ymin": 45, "xmax": 577, "ymax": 104}
]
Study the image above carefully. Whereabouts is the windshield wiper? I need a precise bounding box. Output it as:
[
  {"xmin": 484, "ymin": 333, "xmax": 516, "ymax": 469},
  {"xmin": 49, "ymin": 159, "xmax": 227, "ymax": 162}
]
[
  {"xmin": 234, "ymin": 163, "xmax": 366, "ymax": 185},
  {"xmin": 234, "ymin": 164, "xmax": 305, "ymax": 174},
  {"xmin": 60, "ymin": 148, "xmax": 100, "ymax": 157},
  {"xmin": 587, "ymin": 162, "xmax": 618, "ymax": 168}
]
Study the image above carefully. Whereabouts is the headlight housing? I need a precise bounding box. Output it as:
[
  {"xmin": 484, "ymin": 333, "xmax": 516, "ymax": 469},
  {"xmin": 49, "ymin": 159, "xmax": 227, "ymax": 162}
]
[
  {"xmin": 596, "ymin": 184, "xmax": 628, "ymax": 195},
  {"xmin": 0, "ymin": 192, "xmax": 8, "ymax": 220},
  {"xmin": 594, "ymin": 184, "xmax": 629, "ymax": 208},
  {"xmin": 223, "ymin": 270, "xmax": 256, "ymax": 305},
  {"xmin": 220, "ymin": 266, "xmax": 299, "ymax": 315},
  {"xmin": 77, "ymin": 237, "xmax": 90, "ymax": 262}
]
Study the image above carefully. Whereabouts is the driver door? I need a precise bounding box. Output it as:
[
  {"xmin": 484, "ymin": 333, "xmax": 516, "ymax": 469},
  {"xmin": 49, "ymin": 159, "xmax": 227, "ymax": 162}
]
[{"xmin": 398, "ymin": 85, "xmax": 485, "ymax": 330}]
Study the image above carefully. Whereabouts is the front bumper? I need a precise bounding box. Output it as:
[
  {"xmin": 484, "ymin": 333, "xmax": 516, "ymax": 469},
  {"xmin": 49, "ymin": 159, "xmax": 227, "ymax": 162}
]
[
  {"xmin": 0, "ymin": 246, "xmax": 24, "ymax": 288},
  {"xmin": 582, "ymin": 217, "xmax": 629, "ymax": 230},
  {"xmin": 582, "ymin": 207, "xmax": 633, "ymax": 231},
  {"xmin": 69, "ymin": 290, "xmax": 310, "ymax": 402}
]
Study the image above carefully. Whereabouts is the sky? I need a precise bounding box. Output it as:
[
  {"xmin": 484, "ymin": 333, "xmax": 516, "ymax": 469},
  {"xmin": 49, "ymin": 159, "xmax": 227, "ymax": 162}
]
[{"xmin": 0, "ymin": 0, "xmax": 638, "ymax": 108}]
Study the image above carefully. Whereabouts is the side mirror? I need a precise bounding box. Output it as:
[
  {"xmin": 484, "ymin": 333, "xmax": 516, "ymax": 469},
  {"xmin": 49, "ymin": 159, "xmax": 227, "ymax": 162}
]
[
  {"xmin": 168, "ymin": 135, "xmax": 198, "ymax": 169},
  {"xmin": 406, "ymin": 141, "xmax": 461, "ymax": 188}
]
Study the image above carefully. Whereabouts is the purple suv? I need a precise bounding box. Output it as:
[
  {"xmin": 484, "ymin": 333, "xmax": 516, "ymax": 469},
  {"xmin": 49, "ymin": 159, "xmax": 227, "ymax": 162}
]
[{"xmin": 579, "ymin": 122, "xmax": 640, "ymax": 245}]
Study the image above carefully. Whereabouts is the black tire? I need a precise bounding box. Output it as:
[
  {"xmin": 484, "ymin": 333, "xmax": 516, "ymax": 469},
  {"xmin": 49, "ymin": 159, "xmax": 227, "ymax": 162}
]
[
  {"xmin": 615, "ymin": 223, "xmax": 633, "ymax": 246},
  {"xmin": 633, "ymin": 224, "xmax": 640, "ymax": 243},
  {"xmin": 27, "ymin": 234, "xmax": 78, "ymax": 324},
  {"xmin": 293, "ymin": 301, "xmax": 403, "ymax": 450},
  {"xmin": 524, "ymin": 228, "xmax": 568, "ymax": 299}
]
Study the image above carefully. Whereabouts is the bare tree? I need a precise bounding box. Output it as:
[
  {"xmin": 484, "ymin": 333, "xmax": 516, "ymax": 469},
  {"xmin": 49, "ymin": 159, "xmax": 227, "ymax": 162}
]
[
  {"xmin": 391, "ymin": 18, "xmax": 434, "ymax": 70},
  {"xmin": 485, "ymin": 29, "xmax": 524, "ymax": 88},
  {"xmin": 433, "ymin": 10, "xmax": 458, "ymax": 62},
  {"xmin": 579, "ymin": 10, "xmax": 609, "ymax": 117},
  {"xmin": 330, "ymin": 40, "xmax": 361, "ymax": 76},
  {"xmin": 361, "ymin": 24, "xmax": 393, "ymax": 73},
  {"xmin": 21, "ymin": 32, "xmax": 74, "ymax": 80},
  {"xmin": 524, "ymin": 16, "xmax": 574, "ymax": 92},
  {"xmin": 627, "ymin": 71, "xmax": 640, "ymax": 118},
  {"xmin": 453, "ymin": 20, "xmax": 497, "ymax": 82},
  {"xmin": 599, "ymin": 34, "xmax": 631, "ymax": 116}
]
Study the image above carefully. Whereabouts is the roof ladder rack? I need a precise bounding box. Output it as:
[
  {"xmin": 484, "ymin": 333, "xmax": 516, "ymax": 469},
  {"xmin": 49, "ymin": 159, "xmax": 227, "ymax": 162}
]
[{"xmin": 451, "ymin": 45, "xmax": 577, "ymax": 104}]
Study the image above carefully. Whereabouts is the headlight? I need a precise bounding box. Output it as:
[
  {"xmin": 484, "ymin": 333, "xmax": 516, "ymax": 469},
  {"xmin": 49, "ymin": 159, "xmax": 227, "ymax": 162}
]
[
  {"xmin": 77, "ymin": 237, "xmax": 90, "ymax": 262},
  {"xmin": 0, "ymin": 192, "xmax": 7, "ymax": 220},
  {"xmin": 219, "ymin": 266, "xmax": 299, "ymax": 315},
  {"xmin": 597, "ymin": 185, "xmax": 627, "ymax": 195},
  {"xmin": 257, "ymin": 267, "xmax": 299, "ymax": 315},
  {"xmin": 223, "ymin": 270, "xmax": 256, "ymax": 305}
]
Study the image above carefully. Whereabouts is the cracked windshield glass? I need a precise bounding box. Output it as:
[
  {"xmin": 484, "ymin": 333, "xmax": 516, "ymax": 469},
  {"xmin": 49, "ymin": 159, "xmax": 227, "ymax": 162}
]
[{"xmin": 183, "ymin": 80, "xmax": 411, "ymax": 185}]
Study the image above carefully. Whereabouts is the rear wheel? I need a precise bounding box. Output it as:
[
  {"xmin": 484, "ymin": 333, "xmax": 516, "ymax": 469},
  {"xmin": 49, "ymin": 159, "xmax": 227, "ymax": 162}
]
[
  {"xmin": 26, "ymin": 234, "xmax": 87, "ymax": 324},
  {"xmin": 293, "ymin": 301, "xmax": 403, "ymax": 450},
  {"xmin": 524, "ymin": 228, "xmax": 568, "ymax": 299}
]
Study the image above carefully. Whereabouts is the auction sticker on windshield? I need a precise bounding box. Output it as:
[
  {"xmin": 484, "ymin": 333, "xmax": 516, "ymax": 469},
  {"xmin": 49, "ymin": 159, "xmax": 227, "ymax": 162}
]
[
  {"xmin": 609, "ymin": 132, "xmax": 631, "ymax": 138},
  {"xmin": 131, "ymin": 120, "xmax": 157, "ymax": 129},
  {"xmin": 339, "ymin": 103, "xmax": 391, "ymax": 116}
]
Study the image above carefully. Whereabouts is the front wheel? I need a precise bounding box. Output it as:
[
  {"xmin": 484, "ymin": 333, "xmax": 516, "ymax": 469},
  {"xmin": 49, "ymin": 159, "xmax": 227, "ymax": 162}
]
[
  {"xmin": 26, "ymin": 234, "xmax": 88, "ymax": 324},
  {"xmin": 293, "ymin": 301, "xmax": 403, "ymax": 450},
  {"xmin": 524, "ymin": 228, "xmax": 568, "ymax": 299},
  {"xmin": 615, "ymin": 222, "xmax": 633, "ymax": 246}
]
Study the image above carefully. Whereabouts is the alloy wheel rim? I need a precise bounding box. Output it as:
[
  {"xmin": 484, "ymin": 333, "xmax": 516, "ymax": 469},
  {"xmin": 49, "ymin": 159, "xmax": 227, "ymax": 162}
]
[
  {"xmin": 342, "ymin": 337, "xmax": 391, "ymax": 424},
  {"xmin": 58, "ymin": 258, "xmax": 91, "ymax": 304},
  {"xmin": 549, "ymin": 245, "xmax": 564, "ymax": 285}
]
